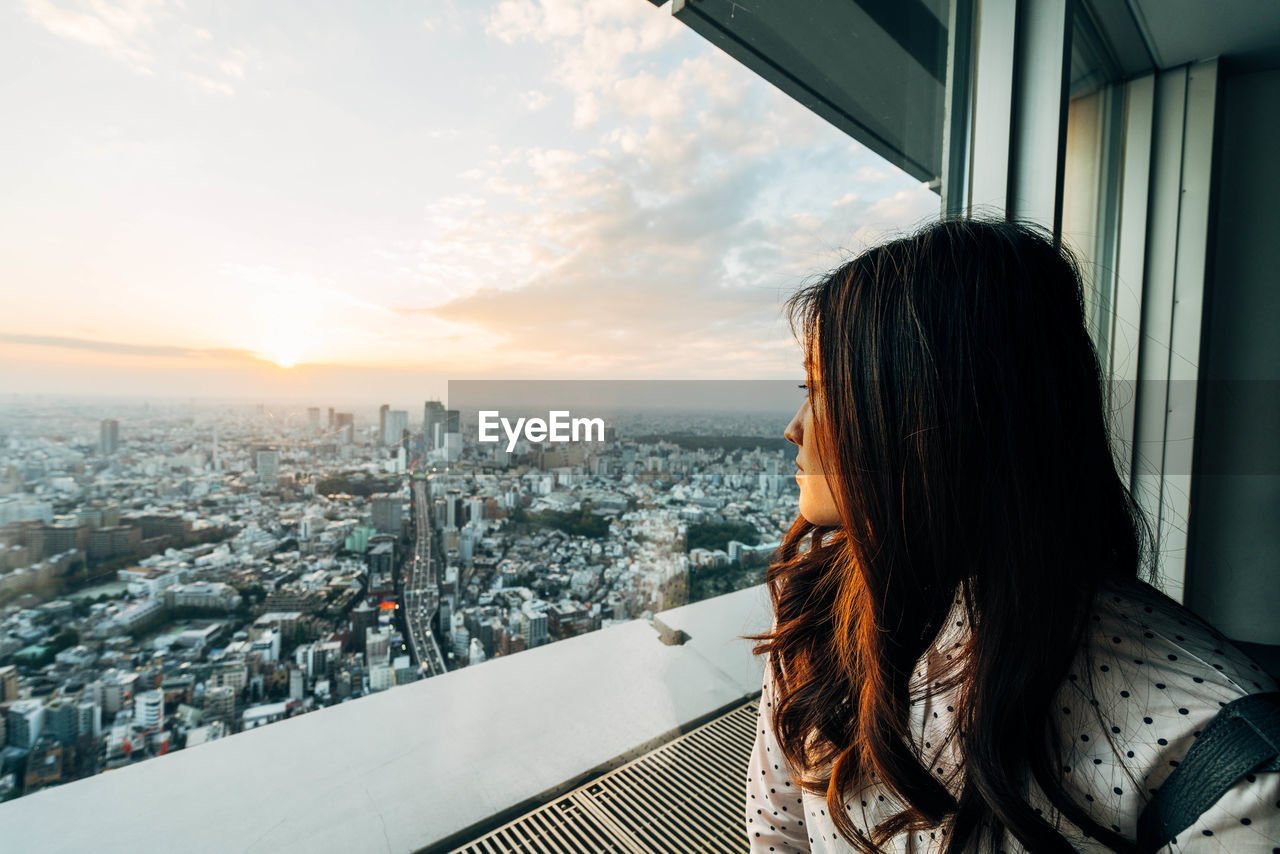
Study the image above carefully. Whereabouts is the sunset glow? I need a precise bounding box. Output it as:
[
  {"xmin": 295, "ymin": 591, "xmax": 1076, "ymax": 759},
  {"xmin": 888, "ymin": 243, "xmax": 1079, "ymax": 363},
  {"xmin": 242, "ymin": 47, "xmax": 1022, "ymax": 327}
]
[{"xmin": 0, "ymin": 0, "xmax": 938, "ymax": 400}]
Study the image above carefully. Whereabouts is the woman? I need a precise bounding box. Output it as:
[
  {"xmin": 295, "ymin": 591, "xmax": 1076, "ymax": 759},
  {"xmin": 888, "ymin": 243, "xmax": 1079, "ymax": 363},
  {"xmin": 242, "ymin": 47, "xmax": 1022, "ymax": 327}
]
[{"xmin": 744, "ymin": 219, "xmax": 1278, "ymax": 853}]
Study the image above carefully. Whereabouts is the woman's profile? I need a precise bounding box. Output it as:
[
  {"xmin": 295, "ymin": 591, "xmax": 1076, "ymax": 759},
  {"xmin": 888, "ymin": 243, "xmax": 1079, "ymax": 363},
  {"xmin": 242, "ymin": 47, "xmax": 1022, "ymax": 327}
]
[{"xmin": 744, "ymin": 219, "xmax": 1279, "ymax": 852}]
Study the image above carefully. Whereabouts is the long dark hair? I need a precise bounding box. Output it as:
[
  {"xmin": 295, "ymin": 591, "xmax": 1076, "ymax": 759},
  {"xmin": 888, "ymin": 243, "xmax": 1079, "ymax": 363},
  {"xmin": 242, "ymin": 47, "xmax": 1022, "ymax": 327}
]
[{"xmin": 746, "ymin": 219, "xmax": 1156, "ymax": 852}]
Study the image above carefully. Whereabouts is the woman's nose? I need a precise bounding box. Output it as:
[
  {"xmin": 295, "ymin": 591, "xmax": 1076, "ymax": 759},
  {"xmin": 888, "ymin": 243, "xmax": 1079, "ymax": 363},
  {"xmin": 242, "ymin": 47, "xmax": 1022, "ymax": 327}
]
[{"xmin": 784, "ymin": 404, "xmax": 804, "ymax": 446}]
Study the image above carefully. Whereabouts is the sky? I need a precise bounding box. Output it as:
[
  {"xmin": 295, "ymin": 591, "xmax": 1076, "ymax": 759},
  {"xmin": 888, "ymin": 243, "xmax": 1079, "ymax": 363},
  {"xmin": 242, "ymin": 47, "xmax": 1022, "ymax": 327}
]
[{"xmin": 0, "ymin": 0, "xmax": 941, "ymax": 405}]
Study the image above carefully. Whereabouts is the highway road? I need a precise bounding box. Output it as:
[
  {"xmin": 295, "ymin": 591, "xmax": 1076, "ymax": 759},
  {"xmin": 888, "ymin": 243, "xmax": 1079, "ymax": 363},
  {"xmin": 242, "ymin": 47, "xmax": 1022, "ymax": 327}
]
[{"xmin": 403, "ymin": 475, "xmax": 447, "ymax": 677}]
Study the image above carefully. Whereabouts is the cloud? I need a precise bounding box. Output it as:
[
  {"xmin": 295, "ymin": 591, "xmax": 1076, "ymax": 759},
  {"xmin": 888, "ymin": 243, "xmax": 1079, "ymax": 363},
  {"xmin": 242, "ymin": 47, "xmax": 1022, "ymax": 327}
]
[
  {"xmin": 23, "ymin": 0, "xmax": 162, "ymax": 71},
  {"xmin": 403, "ymin": 151, "xmax": 816, "ymax": 375},
  {"xmin": 521, "ymin": 89, "xmax": 550, "ymax": 111},
  {"xmin": 485, "ymin": 0, "xmax": 681, "ymax": 135},
  {"xmin": 405, "ymin": 0, "xmax": 944, "ymax": 376},
  {"xmin": 572, "ymin": 91, "xmax": 600, "ymax": 129},
  {"xmin": 422, "ymin": 0, "xmax": 464, "ymax": 35},
  {"xmin": 847, "ymin": 189, "xmax": 942, "ymax": 247},
  {"xmin": 412, "ymin": 141, "xmax": 942, "ymax": 375},
  {"xmin": 23, "ymin": 1, "xmax": 254, "ymax": 95},
  {"xmin": 487, "ymin": 0, "xmax": 542, "ymax": 43},
  {"xmin": 186, "ymin": 72, "xmax": 234, "ymax": 97},
  {"xmin": 218, "ymin": 57, "xmax": 245, "ymax": 79},
  {"xmin": 0, "ymin": 332, "xmax": 262, "ymax": 362},
  {"xmin": 9, "ymin": 1, "xmax": 942, "ymax": 385}
]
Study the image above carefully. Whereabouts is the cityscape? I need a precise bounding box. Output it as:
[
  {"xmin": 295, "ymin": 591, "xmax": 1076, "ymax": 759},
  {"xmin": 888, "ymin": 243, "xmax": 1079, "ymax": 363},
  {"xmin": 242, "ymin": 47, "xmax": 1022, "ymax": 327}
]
[
  {"xmin": 0, "ymin": 0, "xmax": 931, "ymax": 833},
  {"xmin": 0, "ymin": 395, "xmax": 799, "ymax": 801}
]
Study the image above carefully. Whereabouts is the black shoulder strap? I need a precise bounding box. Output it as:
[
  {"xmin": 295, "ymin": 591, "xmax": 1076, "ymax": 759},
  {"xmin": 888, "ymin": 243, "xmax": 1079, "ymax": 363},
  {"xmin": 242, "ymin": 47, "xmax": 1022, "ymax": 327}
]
[{"xmin": 1136, "ymin": 691, "xmax": 1280, "ymax": 853}]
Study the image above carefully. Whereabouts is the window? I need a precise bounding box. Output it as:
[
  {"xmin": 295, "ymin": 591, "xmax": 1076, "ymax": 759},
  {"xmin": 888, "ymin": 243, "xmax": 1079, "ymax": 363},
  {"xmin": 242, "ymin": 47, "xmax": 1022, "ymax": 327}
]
[{"xmin": 0, "ymin": 0, "xmax": 953, "ymax": 825}]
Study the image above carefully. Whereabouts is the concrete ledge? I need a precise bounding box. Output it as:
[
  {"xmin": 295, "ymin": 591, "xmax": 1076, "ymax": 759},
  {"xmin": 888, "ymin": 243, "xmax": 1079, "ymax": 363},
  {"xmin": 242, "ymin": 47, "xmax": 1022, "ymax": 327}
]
[{"xmin": 0, "ymin": 585, "xmax": 772, "ymax": 854}]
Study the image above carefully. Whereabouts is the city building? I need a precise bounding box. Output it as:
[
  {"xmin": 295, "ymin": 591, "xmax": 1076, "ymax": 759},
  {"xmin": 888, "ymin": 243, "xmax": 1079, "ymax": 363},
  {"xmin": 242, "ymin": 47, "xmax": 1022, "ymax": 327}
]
[
  {"xmin": 0, "ymin": 497, "xmax": 53, "ymax": 527},
  {"xmin": 365, "ymin": 628, "xmax": 391, "ymax": 667},
  {"xmin": 466, "ymin": 637, "xmax": 486, "ymax": 666},
  {"xmin": 0, "ymin": 664, "xmax": 18, "ymax": 702},
  {"xmin": 383, "ymin": 410, "xmax": 408, "ymax": 448},
  {"xmin": 368, "ymin": 664, "xmax": 394, "ymax": 692},
  {"xmin": 349, "ymin": 601, "xmax": 377, "ymax": 652},
  {"xmin": 76, "ymin": 702, "xmax": 100, "ymax": 740},
  {"xmin": 134, "ymin": 690, "xmax": 163, "ymax": 730},
  {"xmin": 202, "ymin": 686, "xmax": 236, "ymax": 726},
  {"xmin": 370, "ymin": 495, "xmax": 401, "ymax": 537},
  {"xmin": 0, "ymin": 3, "xmax": 1276, "ymax": 850},
  {"xmin": 249, "ymin": 628, "xmax": 280, "ymax": 663},
  {"xmin": 442, "ymin": 409, "xmax": 462, "ymax": 461},
  {"xmin": 423, "ymin": 400, "xmax": 446, "ymax": 451},
  {"xmin": 334, "ymin": 412, "xmax": 354, "ymax": 444},
  {"xmin": 22, "ymin": 741, "xmax": 62, "ymax": 793},
  {"xmin": 242, "ymin": 702, "xmax": 288, "ymax": 730},
  {"xmin": 6, "ymin": 700, "xmax": 44, "ymax": 750},
  {"xmin": 99, "ymin": 419, "xmax": 119, "ymax": 456},
  {"xmin": 288, "ymin": 669, "xmax": 305, "ymax": 701},
  {"xmin": 547, "ymin": 600, "xmax": 593, "ymax": 640},
  {"xmin": 165, "ymin": 582, "xmax": 240, "ymax": 611},
  {"xmin": 366, "ymin": 537, "xmax": 395, "ymax": 577},
  {"xmin": 255, "ymin": 450, "xmax": 280, "ymax": 488}
]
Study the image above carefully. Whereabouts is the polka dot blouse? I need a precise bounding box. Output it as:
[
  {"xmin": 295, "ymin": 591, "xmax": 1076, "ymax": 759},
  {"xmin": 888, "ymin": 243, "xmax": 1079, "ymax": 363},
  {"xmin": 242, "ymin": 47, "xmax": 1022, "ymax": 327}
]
[{"xmin": 745, "ymin": 575, "xmax": 1280, "ymax": 852}]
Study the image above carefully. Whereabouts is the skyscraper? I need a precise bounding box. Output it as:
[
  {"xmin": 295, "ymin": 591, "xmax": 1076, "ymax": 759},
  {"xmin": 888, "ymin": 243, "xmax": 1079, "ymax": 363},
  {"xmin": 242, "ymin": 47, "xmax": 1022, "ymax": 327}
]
[
  {"xmin": 349, "ymin": 601, "xmax": 378, "ymax": 652},
  {"xmin": 423, "ymin": 400, "xmax": 446, "ymax": 451},
  {"xmin": 445, "ymin": 489, "xmax": 462, "ymax": 529},
  {"xmin": 443, "ymin": 409, "xmax": 462, "ymax": 461},
  {"xmin": 306, "ymin": 407, "xmax": 321, "ymax": 433},
  {"xmin": 334, "ymin": 413, "xmax": 354, "ymax": 444},
  {"xmin": 384, "ymin": 410, "xmax": 409, "ymax": 447},
  {"xmin": 99, "ymin": 419, "xmax": 119, "ymax": 456},
  {"xmin": 378, "ymin": 404, "xmax": 390, "ymax": 445}
]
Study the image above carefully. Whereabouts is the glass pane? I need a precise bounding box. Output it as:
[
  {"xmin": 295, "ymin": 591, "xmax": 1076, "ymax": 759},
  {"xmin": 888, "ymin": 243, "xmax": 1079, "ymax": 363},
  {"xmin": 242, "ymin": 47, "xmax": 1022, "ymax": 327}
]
[
  {"xmin": 0, "ymin": 0, "xmax": 958, "ymax": 843},
  {"xmin": 1062, "ymin": 8, "xmax": 1123, "ymax": 358}
]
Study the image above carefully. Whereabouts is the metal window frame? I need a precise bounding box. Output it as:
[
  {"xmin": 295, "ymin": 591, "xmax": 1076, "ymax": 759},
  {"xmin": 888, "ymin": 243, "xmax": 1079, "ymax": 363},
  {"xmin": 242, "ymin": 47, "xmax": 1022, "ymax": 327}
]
[
  {"xmin": 942, "ymin": 0, "xmax": 976, "ymax": 215},
  {"xmin": 1106, "ymin": 73, "xmax": 1155, "ymax": 473},
  {"xmin": 961, "ymin": 1, "xmax": 1220, "ymax": 601},
  {"xmin": 657, "ymin": 0, "xmax": 1222, "ymax": 604},
  {"xmin": 966, "ymin": 0, "xmax": 1017, "ymax": 213},
  {"xmin": 1007, "ymin": 0, "xmax": 1075, "ymax": 230},
  {"xmin": 1130, "ymin": 59, "xmax": 1219, "ymax": 601}
]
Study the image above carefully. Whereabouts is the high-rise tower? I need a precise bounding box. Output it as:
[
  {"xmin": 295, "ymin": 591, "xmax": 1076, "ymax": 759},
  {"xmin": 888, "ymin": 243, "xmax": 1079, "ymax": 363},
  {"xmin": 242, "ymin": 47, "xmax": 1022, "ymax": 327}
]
[{"xmin": 99, "ymin": 419, "xmax": 119, "ymax": 455}]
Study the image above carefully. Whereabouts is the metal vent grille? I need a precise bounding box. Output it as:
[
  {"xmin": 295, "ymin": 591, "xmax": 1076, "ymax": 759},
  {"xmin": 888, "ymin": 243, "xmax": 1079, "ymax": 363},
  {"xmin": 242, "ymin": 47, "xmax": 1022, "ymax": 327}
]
[{"xmin": 444, "ymin": 697, "xmax": 760, "ymax": 854}]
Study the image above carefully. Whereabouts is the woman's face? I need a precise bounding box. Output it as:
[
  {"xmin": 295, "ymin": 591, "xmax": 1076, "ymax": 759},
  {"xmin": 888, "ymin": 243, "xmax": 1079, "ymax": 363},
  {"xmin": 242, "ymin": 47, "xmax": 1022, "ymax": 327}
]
[{"xmin": 784, "ymin": 343, "xmax": 841, "ymax": 527}]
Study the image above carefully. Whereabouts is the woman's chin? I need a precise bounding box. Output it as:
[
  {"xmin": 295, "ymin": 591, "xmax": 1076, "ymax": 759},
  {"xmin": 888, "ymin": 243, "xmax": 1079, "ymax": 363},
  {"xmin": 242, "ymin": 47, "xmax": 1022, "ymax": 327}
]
[{"xmin": 797, "ymin": 501, "xmax": 840, "ymax": 528}]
